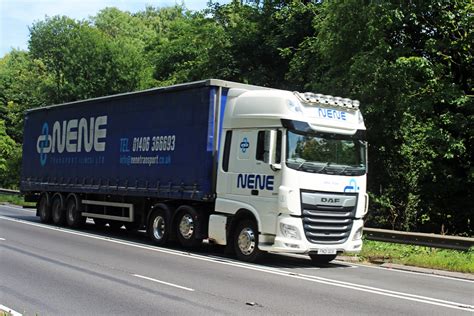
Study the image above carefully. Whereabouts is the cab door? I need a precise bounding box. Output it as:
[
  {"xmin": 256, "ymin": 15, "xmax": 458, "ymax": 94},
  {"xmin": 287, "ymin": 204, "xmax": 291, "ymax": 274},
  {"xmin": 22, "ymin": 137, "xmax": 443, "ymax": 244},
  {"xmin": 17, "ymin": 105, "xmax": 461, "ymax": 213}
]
[{"xmin": 216, "ymin": 129, "xmax": 282, "ymax": 235}]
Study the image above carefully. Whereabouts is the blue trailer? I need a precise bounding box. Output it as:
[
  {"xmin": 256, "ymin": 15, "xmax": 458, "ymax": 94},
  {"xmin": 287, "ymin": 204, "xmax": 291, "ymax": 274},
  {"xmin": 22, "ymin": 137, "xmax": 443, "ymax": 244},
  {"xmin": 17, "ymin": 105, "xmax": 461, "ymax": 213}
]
[
  {"xmin": 21, "ymin": 79, "xmax": 368, "ymax": 263},
  {"xmin": 23, "ymin": 80, "xmax": 231, "ymax": 201}
]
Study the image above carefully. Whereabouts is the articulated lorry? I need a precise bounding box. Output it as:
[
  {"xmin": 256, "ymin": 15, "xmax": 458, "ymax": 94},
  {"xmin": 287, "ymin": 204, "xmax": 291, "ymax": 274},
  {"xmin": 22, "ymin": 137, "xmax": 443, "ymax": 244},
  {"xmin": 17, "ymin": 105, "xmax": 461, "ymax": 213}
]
[{"xmin": 21, "ymin": 79, "xmax": 368, "ymax": 263}]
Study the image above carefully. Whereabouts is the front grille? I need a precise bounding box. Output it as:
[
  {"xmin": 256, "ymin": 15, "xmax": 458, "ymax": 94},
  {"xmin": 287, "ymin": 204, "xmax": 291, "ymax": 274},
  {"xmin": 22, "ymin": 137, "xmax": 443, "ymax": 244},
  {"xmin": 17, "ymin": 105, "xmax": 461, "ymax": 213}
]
[{"xmin": 301, "ymin": 191, "xmax": 358, "ymax": 244}]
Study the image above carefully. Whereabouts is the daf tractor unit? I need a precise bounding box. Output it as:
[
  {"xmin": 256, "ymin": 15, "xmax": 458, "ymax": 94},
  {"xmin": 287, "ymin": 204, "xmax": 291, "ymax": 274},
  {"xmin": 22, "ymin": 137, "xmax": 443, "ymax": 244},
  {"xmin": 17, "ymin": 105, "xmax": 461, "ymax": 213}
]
[{"xmin": 21, "ymin": 79, "xmax": 368, "ymax": 263}]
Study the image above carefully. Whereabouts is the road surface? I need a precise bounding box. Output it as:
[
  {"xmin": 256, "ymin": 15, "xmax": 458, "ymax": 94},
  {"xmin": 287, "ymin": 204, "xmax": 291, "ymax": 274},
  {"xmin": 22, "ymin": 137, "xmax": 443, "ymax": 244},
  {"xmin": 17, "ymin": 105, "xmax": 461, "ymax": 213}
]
[{"xmin": 1, "ymin": 204, "xmax": 473, "ymax": 315}]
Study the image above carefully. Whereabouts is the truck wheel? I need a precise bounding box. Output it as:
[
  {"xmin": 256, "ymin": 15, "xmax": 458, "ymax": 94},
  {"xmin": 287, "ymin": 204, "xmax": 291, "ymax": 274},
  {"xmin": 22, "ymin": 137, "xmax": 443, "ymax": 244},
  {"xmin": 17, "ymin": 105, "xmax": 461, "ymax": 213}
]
[
  {"xmin": 147, "ymin": 209, "xmax": 169, "ymax": 246},
  {"xmin": 233, "ymin": 219, "xmax": 263, "ymax": 262},
  {"xmin": 309, "ymin": 254, "xmax": 338, "ymax": 265},
  {"xmin": 176, "ymin": 206, "xmax": 202, "ymax": 248},
  {"xmin": 51, "ymin": 195, "xmax": 66, "ymax": 226},
  {"xmin": 66, "ymin": 198, "xmax": 85, "ymax": 228},
  {"xmin": 38, "ymin": 194, "xmax": 52, "ymax": 223}
]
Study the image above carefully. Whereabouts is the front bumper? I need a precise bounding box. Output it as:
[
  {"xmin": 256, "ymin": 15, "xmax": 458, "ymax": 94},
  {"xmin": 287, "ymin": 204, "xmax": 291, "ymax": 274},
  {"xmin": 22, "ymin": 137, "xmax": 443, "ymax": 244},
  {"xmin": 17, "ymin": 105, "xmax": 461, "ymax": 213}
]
[{"xmin": 259, "ymin": 215, "xmax": 364, "ymax": 254}]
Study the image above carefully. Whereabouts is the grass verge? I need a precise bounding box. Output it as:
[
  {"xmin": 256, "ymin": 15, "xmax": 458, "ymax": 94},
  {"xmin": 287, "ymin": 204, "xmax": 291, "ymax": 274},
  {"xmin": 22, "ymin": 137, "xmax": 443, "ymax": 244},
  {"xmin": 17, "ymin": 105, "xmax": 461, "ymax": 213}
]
[
  {"xmin": 349, "ymin": 239, "xmax": 474, "ymax": 274},
  {"xmin": 0, "ymin": 193, "xmax": 35, "ymax": 207}
]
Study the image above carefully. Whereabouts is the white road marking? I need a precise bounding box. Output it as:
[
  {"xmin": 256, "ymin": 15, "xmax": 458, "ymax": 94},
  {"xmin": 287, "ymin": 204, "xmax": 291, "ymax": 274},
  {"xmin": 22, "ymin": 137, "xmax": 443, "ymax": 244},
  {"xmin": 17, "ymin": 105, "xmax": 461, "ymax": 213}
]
[
  {"xmin": 345, "ymin": 261, "xmax": 474, "ymax": 283},
  {"xmin": 133, "ymin": 274, "xmax": 195, "ymax": 292},
  {"xmin": 0, "ymin": 304, "xmax": 22, "ymax": 316},
  {"xmin": 0, "ymin": 237, "xmax": 5, "ymax": 241},
  {"xmin": 1, "ymin": 215, "xmax": 473, "ymax": 312}
]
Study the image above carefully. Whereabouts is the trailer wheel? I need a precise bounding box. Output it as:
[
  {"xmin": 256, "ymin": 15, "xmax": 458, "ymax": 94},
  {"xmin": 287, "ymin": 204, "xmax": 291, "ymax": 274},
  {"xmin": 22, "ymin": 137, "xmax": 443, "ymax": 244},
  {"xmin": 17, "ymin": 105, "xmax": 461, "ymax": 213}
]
[
  {"xmin": 51, "ymin": 194, "xmax": 66, "ymax": 226},
  {"xmin": 66, "ymin": 197, "xmax": 85, "ymax": 228},
  {"xmin": 233, "ymin": 219, "xmax": 263, "ymax": 262},
  {"xmin": 309, "ymin": 254, "xmax": 338, "ymax": 265},
  {"xmin": 148, "ymin": 209, "xmax": 169, "ymax": 246},
  {"xmin": 38, "ymin": 194, "xmax": 52, "ymax": 223}
]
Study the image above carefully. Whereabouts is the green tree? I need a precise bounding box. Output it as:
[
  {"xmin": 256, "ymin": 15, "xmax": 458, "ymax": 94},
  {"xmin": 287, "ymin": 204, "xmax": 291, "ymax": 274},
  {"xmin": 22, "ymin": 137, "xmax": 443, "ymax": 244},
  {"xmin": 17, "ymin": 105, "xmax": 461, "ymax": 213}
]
[
  {"xmin": 150, "ymin": 10, "xmax": 233, "ymax": 85},
  {"xmin": 0, "ymin": 119, "xmax": 21, "ymax": 189},
  {"xmin": 209, "ymin": 0, "xmax": 318, "ymax": 87},
  {"xmin": 29, "ymin": 15, "xmax": 147, "ymax": 103},
  {"xmin": 0, "ymin": 50, "xmax": 51, "ymax": 142}
]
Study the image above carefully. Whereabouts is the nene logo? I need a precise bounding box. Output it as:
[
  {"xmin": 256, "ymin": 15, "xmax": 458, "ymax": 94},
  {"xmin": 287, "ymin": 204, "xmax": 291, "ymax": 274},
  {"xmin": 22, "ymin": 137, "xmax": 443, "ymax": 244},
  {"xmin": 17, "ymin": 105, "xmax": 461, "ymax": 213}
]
[
  {"xmin": 344, "ymin": 178, "xmax": 359, "ymax": 192},
  {"xmin": 237, "ymin": 173, "xmax": 274, "ymax": 191},
  {"xmin": 37, "ymin": 116, "xmax": 108, "ymax": 166},
  {"xmin": 240, "ymin": 137, "xmax": 250, "ymax": 153}
]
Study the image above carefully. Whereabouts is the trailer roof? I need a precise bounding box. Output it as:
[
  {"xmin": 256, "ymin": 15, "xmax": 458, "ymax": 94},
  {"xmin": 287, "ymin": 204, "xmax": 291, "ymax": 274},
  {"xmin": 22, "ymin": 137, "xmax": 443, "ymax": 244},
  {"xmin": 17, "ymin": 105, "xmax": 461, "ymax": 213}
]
[{"xmin": 26, "ymin": 79, "xmax": 270, "ymax": 113}]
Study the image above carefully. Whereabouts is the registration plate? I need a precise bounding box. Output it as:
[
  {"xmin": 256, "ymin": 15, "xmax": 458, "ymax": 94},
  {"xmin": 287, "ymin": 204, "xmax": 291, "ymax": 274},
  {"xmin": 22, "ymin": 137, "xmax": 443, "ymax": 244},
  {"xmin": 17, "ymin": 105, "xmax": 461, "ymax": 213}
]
[{"xmin": 317, "ymin": 249, "xmax": 337, "ymax": 255}]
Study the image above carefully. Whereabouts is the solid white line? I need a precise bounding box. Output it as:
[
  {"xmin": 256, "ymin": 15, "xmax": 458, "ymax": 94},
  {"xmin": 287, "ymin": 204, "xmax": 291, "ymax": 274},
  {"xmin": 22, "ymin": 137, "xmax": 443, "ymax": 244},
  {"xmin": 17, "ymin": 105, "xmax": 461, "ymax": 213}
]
[
  {"xmin": 0, "ymin": 237, "xmax": 5, "ymax": 241},
  {"xmin": 133, "ymin": 274, "xmax": 194, "ymax": 292},
  {"xmin": 1, "ymin": 215, "xmax": 473, "ymax": 312},
  {"xmin": 0, "ymin": 304, "xmax": 22, "ymax": 316},
  {"xmin": 345, "ymin": 261, "xmax": 474, "ymax": 283}
]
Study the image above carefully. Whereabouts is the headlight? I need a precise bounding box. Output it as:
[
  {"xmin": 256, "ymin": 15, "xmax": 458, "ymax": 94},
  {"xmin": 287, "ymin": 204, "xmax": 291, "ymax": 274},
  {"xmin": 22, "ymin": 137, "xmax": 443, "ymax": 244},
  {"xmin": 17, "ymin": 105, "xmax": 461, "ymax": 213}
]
[
  {"xmin": 280, "ymin": 223, "xmax": 300, "ymax": 240},
  {"xmin": 353, "ymin": 227, "xmax": 363, "ymax": 241}
]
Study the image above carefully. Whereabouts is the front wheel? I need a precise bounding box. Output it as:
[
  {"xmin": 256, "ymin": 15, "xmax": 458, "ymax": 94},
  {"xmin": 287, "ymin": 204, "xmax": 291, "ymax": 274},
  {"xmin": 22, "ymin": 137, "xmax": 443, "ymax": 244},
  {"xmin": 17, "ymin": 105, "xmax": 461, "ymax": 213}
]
[
  {"xmin": 233, "ymin": 219, "xmax": 263, "ymax": 262},
  {"xmin": 309, "ymin": 253, "xmax": 338, "ymax": 265}
]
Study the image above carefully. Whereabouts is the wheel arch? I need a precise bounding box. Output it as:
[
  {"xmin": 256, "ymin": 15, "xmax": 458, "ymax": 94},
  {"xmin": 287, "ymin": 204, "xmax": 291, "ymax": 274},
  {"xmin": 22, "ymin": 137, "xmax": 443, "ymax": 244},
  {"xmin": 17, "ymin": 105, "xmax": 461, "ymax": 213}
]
[
  {"xmin": 174, "ymin": 204, "xmax": 209, "ymax": 241},
  {"xmin": 226, "ymin": 208, "xmax": 261, "ymax": 248},
  {"xmin": 146, "ymin": 202, "xmax": 174, "ymax": 227}
]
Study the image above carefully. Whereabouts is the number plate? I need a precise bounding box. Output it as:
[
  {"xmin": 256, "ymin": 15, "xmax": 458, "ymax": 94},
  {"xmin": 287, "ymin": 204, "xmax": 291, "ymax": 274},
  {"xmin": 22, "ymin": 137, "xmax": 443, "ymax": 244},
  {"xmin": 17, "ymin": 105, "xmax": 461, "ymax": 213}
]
[{"xmin": 317, "ymin": 249, "xmax": 337, "ymax": 255}]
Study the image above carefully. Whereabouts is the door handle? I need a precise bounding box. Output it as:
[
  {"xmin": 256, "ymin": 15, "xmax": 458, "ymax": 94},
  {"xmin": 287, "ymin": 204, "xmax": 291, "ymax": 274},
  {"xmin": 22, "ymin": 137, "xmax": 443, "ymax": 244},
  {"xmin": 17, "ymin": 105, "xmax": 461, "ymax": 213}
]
[{"xmin": 251, "ymin": 190, "xmax": 259, "ymax": 196}]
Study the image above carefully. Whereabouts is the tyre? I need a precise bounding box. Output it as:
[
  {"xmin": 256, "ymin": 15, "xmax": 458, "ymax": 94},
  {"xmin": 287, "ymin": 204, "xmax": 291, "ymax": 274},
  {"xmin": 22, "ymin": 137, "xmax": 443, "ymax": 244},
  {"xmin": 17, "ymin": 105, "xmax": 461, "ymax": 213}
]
[
  {"xmin": 147, "ymin": 208, "xmax": 169, "ymax": 246},
  {"xmin": 176, "ymin": 206, "xmax": 202, "ymax": 248},
  {"xmin": 38, "ymin": 194, "xmax": 52, "ymax": 223},
  {"xmin": 93, "ymin": 218, "xmax": 107, "ymax": 227},
  {"xmin": 66, "ymin": 197, "xmax": 85, "ymax": 228},
  {"xmin": 51, "ymin": 194, "xmax": 66, "ymax": 226},
  {"xmin": 233, "ymin": 219, "xmax": 263, "ymax": 262},
  {"xmin": 309, "ymin": 253, "xmax": 338, "ymax": 265}
]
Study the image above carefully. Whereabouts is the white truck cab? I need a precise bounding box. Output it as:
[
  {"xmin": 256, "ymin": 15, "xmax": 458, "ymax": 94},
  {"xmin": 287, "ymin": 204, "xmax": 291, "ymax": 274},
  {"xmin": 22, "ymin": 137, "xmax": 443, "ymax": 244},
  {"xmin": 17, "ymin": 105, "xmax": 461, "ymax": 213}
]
[{"xmin": 210, "ymin": 88, "xmax": 368, "ymax": 263}]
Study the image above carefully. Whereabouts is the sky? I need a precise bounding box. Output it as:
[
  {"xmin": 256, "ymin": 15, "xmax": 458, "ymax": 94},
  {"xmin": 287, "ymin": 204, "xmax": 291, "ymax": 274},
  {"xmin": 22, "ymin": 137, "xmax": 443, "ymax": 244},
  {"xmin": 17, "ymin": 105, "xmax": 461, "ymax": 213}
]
[{"xmin": 0, "ymin": 0, "xmax": 227, "ymax": 57}]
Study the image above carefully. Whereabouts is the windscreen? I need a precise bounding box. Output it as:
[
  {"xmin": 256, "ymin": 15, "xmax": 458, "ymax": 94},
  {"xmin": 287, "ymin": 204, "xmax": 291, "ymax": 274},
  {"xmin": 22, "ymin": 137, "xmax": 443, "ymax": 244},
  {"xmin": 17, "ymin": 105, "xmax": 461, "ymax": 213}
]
[{"xmin": 286, "ymin": 130, "xmax": 367, "ymax": 176}]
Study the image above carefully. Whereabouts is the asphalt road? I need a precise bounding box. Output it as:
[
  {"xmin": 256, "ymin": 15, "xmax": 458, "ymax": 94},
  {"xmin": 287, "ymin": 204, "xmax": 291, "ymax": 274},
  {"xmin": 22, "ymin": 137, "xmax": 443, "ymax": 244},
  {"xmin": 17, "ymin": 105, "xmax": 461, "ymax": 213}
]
[{"xmin": 1, "ymin": 204, "xmax": 473, "ymax": 315}]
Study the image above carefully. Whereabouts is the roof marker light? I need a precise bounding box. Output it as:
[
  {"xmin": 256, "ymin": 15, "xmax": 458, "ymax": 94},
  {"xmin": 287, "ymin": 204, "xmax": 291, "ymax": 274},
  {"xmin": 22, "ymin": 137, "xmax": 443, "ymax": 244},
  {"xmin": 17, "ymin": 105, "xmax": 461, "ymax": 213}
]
[
  {"xmin": 342, "ymin": 98, "xmax": 352, "ymax": 107},
  {"xmin": 293, "ymin": 92, "xmax": 360, "ymax": 110}
]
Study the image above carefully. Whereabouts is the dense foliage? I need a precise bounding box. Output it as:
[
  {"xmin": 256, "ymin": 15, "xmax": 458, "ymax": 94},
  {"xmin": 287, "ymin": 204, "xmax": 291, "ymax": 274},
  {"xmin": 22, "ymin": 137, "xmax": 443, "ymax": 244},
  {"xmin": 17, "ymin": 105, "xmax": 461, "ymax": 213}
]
[{"xmin": 0, "ymin": 0, "xmax": 472, "ymax": 235}]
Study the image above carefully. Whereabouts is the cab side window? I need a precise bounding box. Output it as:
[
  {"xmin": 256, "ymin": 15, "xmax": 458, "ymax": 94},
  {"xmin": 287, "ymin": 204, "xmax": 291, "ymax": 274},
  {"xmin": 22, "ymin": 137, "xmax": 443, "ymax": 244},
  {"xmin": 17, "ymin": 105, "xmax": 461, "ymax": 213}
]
[
  {"xmin": 256, "ymin": 131, "xmax": 270, "ymax": 163},
  {"xmin": 222, "ymin": 131, "xmax": 232, "ymax": 172},
  {"xmin": 256, "ymin": 130, "xmax": 282, "ymax": 164}
]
